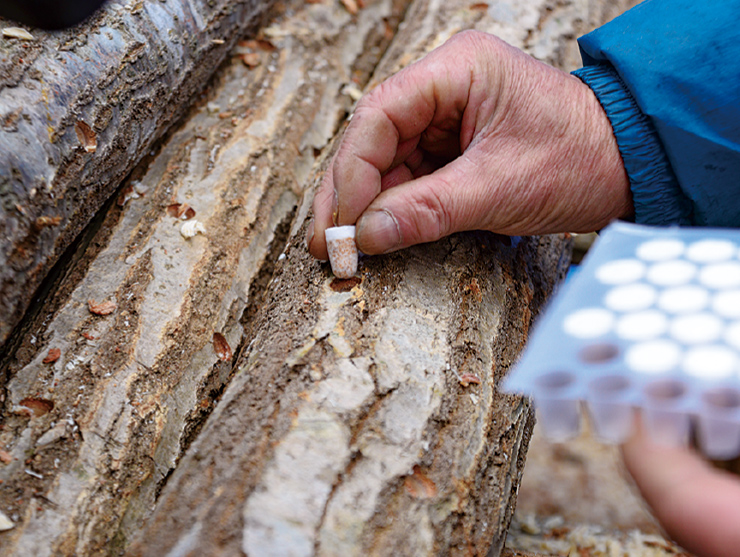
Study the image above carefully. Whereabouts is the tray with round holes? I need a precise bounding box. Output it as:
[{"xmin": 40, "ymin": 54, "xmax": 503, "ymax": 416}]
[{"xmin": 503, "ymin": 221, "xmax": 740, "ymax": 459}]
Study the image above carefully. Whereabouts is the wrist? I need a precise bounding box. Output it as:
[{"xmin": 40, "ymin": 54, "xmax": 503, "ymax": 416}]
[
  {"xmin": 572, "ymin": 72, "xmax": 634, "ymax": 228},
  {"xmin": 573, "ymin": 63, "xmax": 692, "ymax": 226}
]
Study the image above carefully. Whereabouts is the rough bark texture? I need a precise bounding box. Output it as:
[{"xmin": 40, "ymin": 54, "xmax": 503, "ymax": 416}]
[
  {"xmin": 0, "ymin": 0, "xmax": 639, "ymax": 555},
  {"xmin": 128, "ymin": 227, "xmax": 569, "ymax": 557},
  {"xmin": 126, "ymin": 0, "xmax": 611, "ymax": 552},
  {"xmin": 0, "ymin": 0, "xmax": 279, "ymax": 348},
  {"xmin": 0, "ymin": 0, "xmax": 408, "ymax": 553}
]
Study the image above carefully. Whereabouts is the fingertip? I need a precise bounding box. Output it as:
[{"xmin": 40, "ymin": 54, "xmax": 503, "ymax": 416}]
[
  {"xmin": 309, "ymin": 174, "xmax": 336, "ymax": 261},
  {"xmin": 305, "ymin": 218, "xmax": 315, "ymax": 248},
  {"xmin": 307, "ymin": 218, "xmax": 329, "ymax": 261}
]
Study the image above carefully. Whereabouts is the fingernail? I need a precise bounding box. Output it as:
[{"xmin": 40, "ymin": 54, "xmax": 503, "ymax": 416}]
[
  {"xmin": 331, "ymin": 189, "xmax": 339, "ymax": 225},
  {"xmin": 357, "ymin": 209, "xmax": 402, "ymax": 254},
  {"xmin": 305, "ymin": 219, "xmax": 315, "ymax": 250}
]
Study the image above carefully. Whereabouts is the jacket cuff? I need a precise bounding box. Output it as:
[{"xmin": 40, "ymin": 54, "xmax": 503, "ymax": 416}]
[{"xmin": 572, "ymin": 63, "xmax": 692, "ymax": 226}]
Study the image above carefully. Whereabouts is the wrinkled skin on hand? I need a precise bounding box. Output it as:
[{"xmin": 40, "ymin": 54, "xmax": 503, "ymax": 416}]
[
  {"xmin": 307, "ymin": 30, "xmax": 633, "ymax": 260},
  {"xmin": 623, "ymin": 424, "xmax": 740, "ymax": 557}
]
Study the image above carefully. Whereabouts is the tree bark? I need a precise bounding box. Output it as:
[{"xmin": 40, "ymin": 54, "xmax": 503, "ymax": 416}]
[
  {"xmin": 127, "ymin": 0, "xmax": 640, "ymax": 552},
  {"xmin": 128, "ymin": 228, "xmax": 570, "ymax": 557},
  {"xmin": 0, "ymin": 0, "xmax": 409, "ymax": 553},
  {"xmin": 125, "ymin": 0, "xmax": 634, "ymax": 553},
  {"xmin": 0, "ymin": 0, "xmax": 279, "ymax": 348},
  {"xmin": 0, "ymin": 0, "xmax": 639, "ymax": 555}
]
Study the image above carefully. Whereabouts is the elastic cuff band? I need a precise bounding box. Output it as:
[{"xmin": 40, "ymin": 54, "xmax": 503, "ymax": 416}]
[{"xmin": 573, "ymin": 63, "xmax": 692, "ymax": 225}]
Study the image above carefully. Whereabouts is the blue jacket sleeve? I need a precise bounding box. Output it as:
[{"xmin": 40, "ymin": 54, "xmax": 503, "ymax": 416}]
[{"xmin": 571, "ymin": 0, "xmax": 740, "ymax": 228}]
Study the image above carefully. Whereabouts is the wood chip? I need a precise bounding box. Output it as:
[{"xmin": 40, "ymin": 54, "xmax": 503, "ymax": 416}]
[
  {"xmin": 238, "ymin": 39, "xmax": 276, "ymax": 52},
  {"xmin": 256, "ymin": 39, "xmax": 276, "ymax": 52},
  {"xmin": 0, "ymin": 450, "xmax": 12, "ymax": 464},
  {"xmin": 382, "ymin": 19, "xmax": 395, "ymax": 40},
  {"xmin": 340, "ymin": 0, "xmax": 359, "ymax": 14},
  {"xmin": 36, "ymin": 423, "xmax": 67, "ymax": 447},
  {"xmin": 469, "ymin": 2, "xmax": 488, "ymax": 9},
  {"xmin": 213, "ymin": 333, "xmax": 233, "ymax": 361},
  {"xmin": 0, "ymin": 510, "xmax": 14, "ymax": 531},
  {"xmin": 117, "ymin": 184, "xmax": 136, "ymax": 207},
  {"xmin": 133, "ymin": 181, "xmax": 149, "ymax": 196},
  {"xmin": 342, "ymin": 83, "xmax": 363, "ymax": 101},
  {"xmin": 180, "ymin": 220, "xmax": 206, "ymax": 238},
  {"xmin": 19, "ymin": 397, "xmax": 54, "ymax": 418},
  {"xmin": 43, "ymin": 348, "xmax": 61, "ymax": 364},
  {"xmin": 460, "ymin": 373, "xmax": 481, "ymax": 387},
  {"xmin": 240, "ymin": 52, "xmax": 260, "ymax": 69},
  {"xmin": 2, "ymin": 27, "xmax": 34, "ymax": 40},
  {"xmin": 167, "ymin": 203, "xmax": 195, "ymax": 219},
  {"xmin": 404, "ymin": 465, "xmax": 437, "ymax": 499},
  {"xmin": 34, "ymin": 216, "xmax": 62, "ymax": 230},
  {"xmin": 74, "ymin": 121, "xmax": 97, "ymax": 153},
  {"xmin": 88, "ymin": 299, "xmax": 117, "ymax": 315}
]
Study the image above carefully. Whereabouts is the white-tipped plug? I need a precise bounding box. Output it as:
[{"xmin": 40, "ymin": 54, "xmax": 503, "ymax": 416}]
[{"xmin": 325, "ymin": 225, "xmax": 358, "ymax": 278}]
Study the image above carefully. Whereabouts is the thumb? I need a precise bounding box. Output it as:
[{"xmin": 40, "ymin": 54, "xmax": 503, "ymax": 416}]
[{"xmin": 355, "ymin": 155, "xmax": 494, "ymax": 254}]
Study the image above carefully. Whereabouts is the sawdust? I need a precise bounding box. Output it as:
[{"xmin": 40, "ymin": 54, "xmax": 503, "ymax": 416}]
[{"xmin": 505, "ymin": 419, "xmax": 690, "ymax": 556}]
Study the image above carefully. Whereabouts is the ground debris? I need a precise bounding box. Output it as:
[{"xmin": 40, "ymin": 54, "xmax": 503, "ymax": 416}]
[{"xmin": 506, "ymin": 512, "xmax": 689, "ymax": 556}]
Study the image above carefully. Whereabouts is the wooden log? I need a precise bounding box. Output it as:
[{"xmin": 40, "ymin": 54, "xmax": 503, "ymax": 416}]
[
  {"xmin": 0, "ymin": 0, "xmax": 409, "ymax": 553},
  {"xmin": 0, "ymin": 0, "xmax": 282, "ymax": 348},
  {"xmin": 0, "ymin": 0, "xmax": 640, "ymax": 554},
  {"xmin": 129, "ymin": 230, "xmax": 569, "ymax": 557},
  {"xmin": 127, "ymin": 0, "xmax": 639, "ymax": 554}
]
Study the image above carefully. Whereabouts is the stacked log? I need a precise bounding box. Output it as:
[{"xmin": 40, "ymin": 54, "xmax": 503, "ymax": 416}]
[
  {"xmin": 0, "ymin": 0, "xmax": 278, "ymax": 346},
  {"xmin": 0, "ymin": 0, "xmax": 409, "ymax": 552},
  {"xmin": 0, "ymin": 0, "xmax": 637, "ymax": 554}
]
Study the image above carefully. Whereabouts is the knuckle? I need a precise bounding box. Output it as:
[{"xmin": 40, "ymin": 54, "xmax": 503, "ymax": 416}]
[
  {"xmin": 410, "ymin": 181, "xmax": 453, "ymax": 241},
  {"xmin": 447, "ymin": 29, "xmax": 492, "ymax": 50},
  {"xmin": 450, "ymin": 29, "xmax": 483, "ymax": 43}
]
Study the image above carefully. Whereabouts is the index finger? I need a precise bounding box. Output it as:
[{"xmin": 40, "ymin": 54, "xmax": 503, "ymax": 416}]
[
  {"xmin": 308, "ymin": 31, "xmax": 481, "ymax": 259},
  {"xmin": 334, "ymin": 48, "xmax": 473, "ymax": 225}
]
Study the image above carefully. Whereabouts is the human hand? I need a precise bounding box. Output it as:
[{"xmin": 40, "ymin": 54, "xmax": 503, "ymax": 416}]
[
  {"xmin": 307, "ymin": 30, "xmax": 633, "ymax": 260},
  {"xmin": 622, "ymin": 424, "xmax": 740, "ymax": 557}
]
